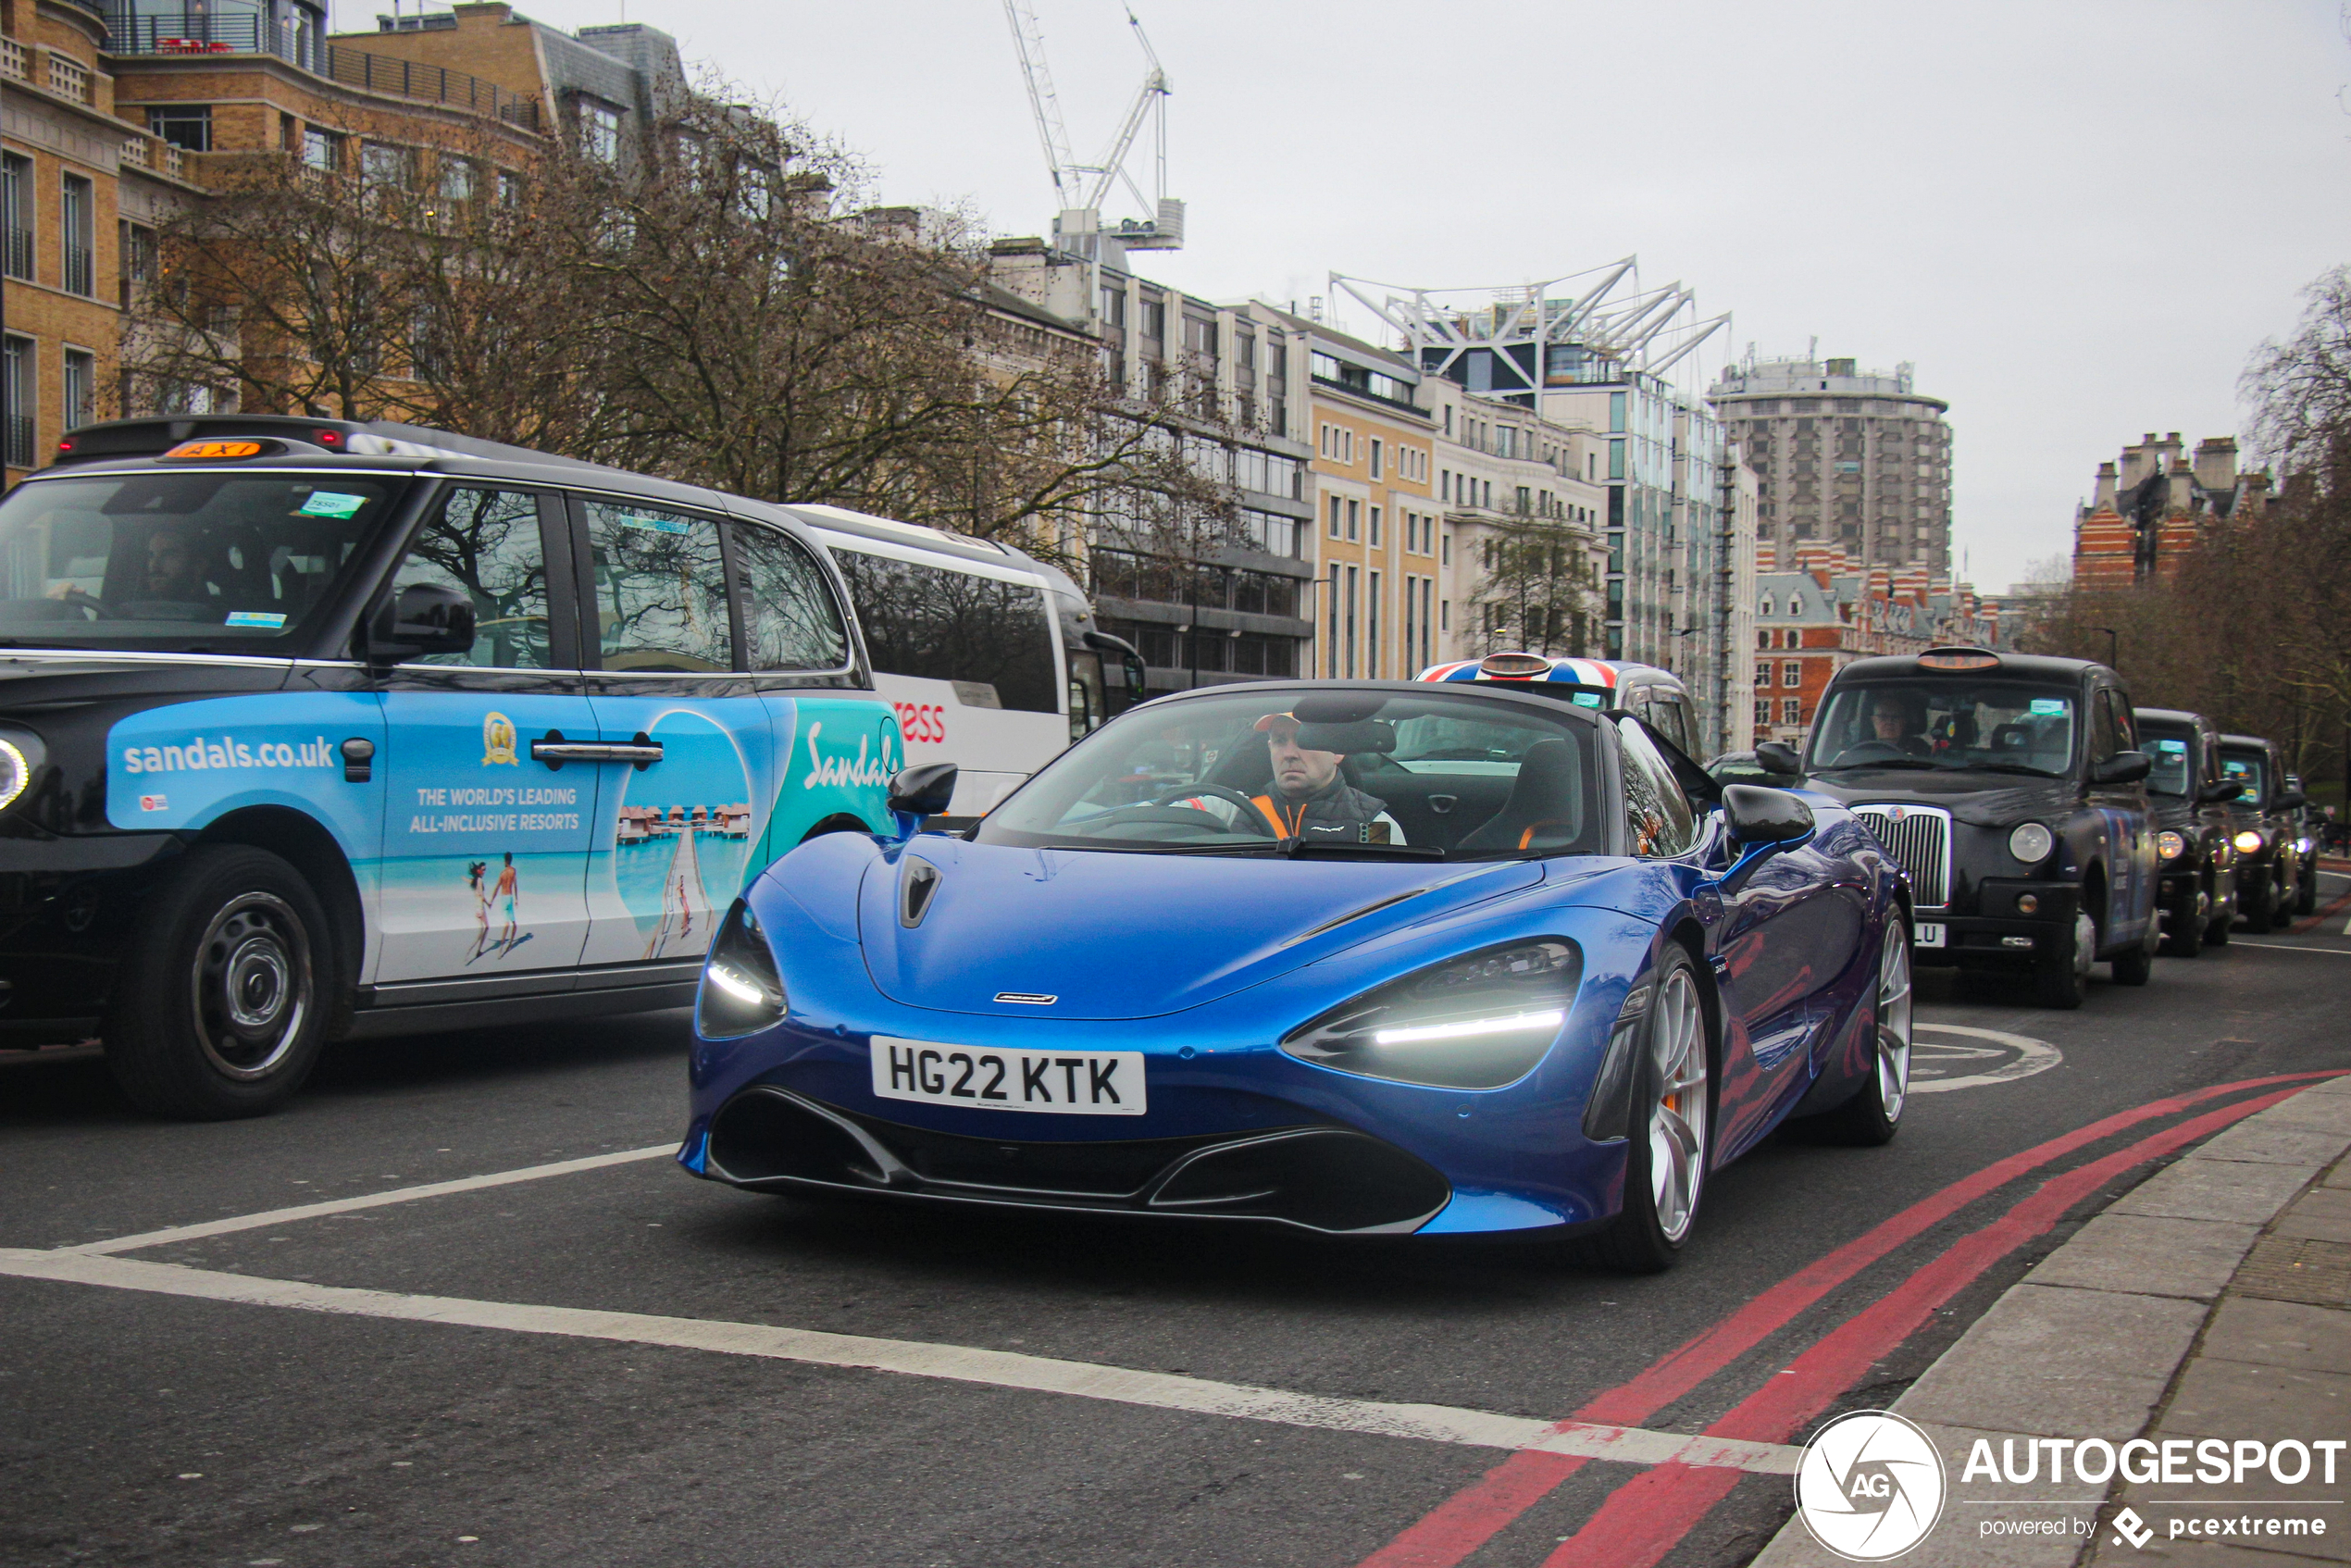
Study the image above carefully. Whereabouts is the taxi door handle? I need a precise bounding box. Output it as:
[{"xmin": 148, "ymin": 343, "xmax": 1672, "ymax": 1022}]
[{"xmin": 529, "ymin": 731, "xmax": 663, "ymax": 770}]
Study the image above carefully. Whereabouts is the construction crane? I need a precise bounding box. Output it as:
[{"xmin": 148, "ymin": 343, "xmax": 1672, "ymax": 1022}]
[{"xmin": 1000, "ymin": 1, "xmax": 1184, "ymax": 257}]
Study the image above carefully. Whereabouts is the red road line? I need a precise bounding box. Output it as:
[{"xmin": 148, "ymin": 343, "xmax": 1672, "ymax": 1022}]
[
  {"xmin": 1357, "ymin": 1072, "xmax": 2338, "ymax": 1568},
  {"xmin": 2289, "ymin": 885, "xmax": 2351, "ymax": 936},
  {"xmin": 1537, "ymin": 1084, "xmax": 2315, "ymax": 1568}
]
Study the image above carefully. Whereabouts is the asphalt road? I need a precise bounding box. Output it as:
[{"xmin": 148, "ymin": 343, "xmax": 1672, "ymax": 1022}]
[{"xmin": 4, "ymin": 871, "xmax": 2346, "ymax": 1568}]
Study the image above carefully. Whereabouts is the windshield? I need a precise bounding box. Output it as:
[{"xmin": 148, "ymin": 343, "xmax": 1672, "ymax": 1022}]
[
  {"xmin": 0, "ymin": 470, "xmax": 406, "ymax": 652},
  {"xmin": 2220, "ymin": 753, "xmax": 2268, "ymax": 807},
  {"xmin": 976, "ymin": 687, "xmax": 1600, "ymax": 860},
  {"xmin": 2142, "ymin": 729, "xmax": 2195, "ymax": 797},
  {"xmin": 1808, "ymin": 679, "xmax": 2079, "ymax": 778}
]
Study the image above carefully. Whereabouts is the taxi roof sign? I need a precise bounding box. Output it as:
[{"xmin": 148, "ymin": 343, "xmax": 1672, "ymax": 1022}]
[
  {"xmin": 161, "ymin": 439, "xmax": 278, "ymax": 460},
  {"xmin": 1917, "ymin": 645, "xmax": 2002, "ymax": 671}
]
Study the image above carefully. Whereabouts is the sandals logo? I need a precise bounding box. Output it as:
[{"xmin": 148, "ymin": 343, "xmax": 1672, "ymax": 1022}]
[
  {"xmin": 800, "ymin": 720, "xmax": 900, "ymax": 790},
  {"xmin": 481, "ymin": 712, "xmax": 519, "ymax": 767},
  {"xmin": 1795, "ymin": 1411, "xmax": 1947, "ymax": 1561}
]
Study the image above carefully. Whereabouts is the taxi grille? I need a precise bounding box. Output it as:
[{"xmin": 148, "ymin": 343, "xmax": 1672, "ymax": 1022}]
[{"xmin": 1853, "ymin": 804, "xmax": 1951, "ymax": 908}]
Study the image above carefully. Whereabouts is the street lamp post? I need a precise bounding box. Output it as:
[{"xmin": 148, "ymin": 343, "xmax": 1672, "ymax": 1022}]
[{"xmin": 2087, "ymin": 626, "xmax": 2120, "ymax": 668}]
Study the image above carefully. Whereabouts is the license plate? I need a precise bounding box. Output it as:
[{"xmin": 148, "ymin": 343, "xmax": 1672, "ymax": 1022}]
[
  {"xmin": 1913, "ymin": 923, "xmax": 1947, "ymax": 948},
  {"xmin": 870, "ymin": 1037, "xmax": 1146, "ymax": 1115}
]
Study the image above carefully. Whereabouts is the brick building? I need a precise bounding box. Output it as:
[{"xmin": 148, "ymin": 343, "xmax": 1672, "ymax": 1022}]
[
  {"xmin": 1751, "ymin": 543, "xmax": 2005, "ymax": 746},
  {"xmin": 3, "ymin": 0, "xmax": 680, "ymax": 486},
  {"xmin": 2071, "ymin": 431, "xmax": 2270, "ymax": 589}
]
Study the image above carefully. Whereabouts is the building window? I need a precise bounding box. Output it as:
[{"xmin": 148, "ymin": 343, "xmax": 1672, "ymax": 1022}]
[
  {"xmin": 62, "ymin": 346, "xmax": 95, "ymax": 430},
  {"xmin": 1440, "ymin": 597, "xmax": 1449, "ymax": 632},
  {"xmin": 1141, "ymin": 299, "xmax": 1166, "ymax": 340},
  {"xmin": 58, "ymin": 174, "xmax": 94, "ymax": 297},
  {"xmin": 1782, "ymin": 698, "xmax": 1801, "ymax": 725},
  {"xmin": 1367, "ymin": 568, "xmax": 1381, "ymax": 678},
  {"xmin": 2, "ymin": 335, "xmax": 33, "ymax": 469},
  {"xmin": 1755, "ymin": 700, "xmax": 1771, "ymax": 726},
  {"xmin": 1326, "ymin": 564, "xmax": 1340, "ymax": 678},
  {"xmin": 1, "ymin": 154, "xmax": 30, "ymax": 280},
  {"xmin": 304, "ymin": 129, "xmax": 342, "ymax": 176},
  {"xmin": 1440, "ymin": 532, "xmax": 1449, "ymax": 567},
  {"xmin": 1782, "ymin": 660, "xmax": 1801, "ymax": 687},
  {"xmin": 119, "ymin": 220, "xmax": 156, "ymax": 306},
  {"xmin": 1327, "ymin": 494, "xmax": 1341, "ymax": 539},
  {"xmin": 1369, "ymin": 438, "xmax": 1383, "ymax": 480},
  {"xmin": 1756, "ymin": 662, "xmax": 1773, "ymax": 689},
  {"xmin": 438, "ymin": 156, "xmax": 477, "ymax": 204},
  {"xmin": 1346, "ymin": 499, "xmax": 1359, "ymax": 541},
  {"xmin": 497, "ymin": 169, "xmax": 525, "ymax": 207},
  {"xmin": 363, "ymin": 143, "xmax": 416, "ymax": 190},
  {"xmin": 1345, "ymin": 565, "xmax": 1359, "ymax": 677},
  {"xmin": 576, "ymin": 98, "xmax": 624, "ymax": 164},
  {"xmin": 1368, "ymin": 505, "xmax": 1381, "ymax": 548},
  {"xmin": 147, "ymin": 106, "xmax": 212, "ymax": 152}
]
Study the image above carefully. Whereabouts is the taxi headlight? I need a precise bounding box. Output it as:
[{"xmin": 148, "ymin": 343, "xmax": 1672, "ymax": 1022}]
[
  {"xmin": 2008, "ymin": 822, "xmax": 2055, "ymax": 865},
  {"xmin": 0, "ymin": 738, "xmax": 27, "ymax": 813},
  {"xmin": 2157, "ymin": 830, "xmax": 2186, "ymax": 861},
  {"xmin": 697, "ymin": 899, "xmax": 786, "ymax": 1039},
  {"xmin": 1280, "ymin": 940, "xmax": 1582, "ymax": 1090},
  {"xmin": 2233, "ymin": 829, "xmax": 2265, "ymax": 855}
]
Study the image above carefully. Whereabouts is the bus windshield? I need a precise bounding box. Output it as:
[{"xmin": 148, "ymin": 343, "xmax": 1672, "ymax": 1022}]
[
  {"xmin": 976, "ymin": 687, "xmax": 1600, "ymax": 860},
  {"xmin": 1808, "ymin": 680, "xmax": 2080, "ymax": 778},
  {"xmin": 0, "ymin": 470, "xmax": 405, "ymax": 653}
]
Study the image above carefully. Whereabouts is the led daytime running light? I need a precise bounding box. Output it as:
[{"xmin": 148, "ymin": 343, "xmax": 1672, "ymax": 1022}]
[
  {"xmin": 0, "ymin": 739, "xmax": 26, "ymax": 812},
  {"xmin": 1373, "ymin": 1008, "xmax": 1566, "ymax": 1047},
  {"xmin": 706, "ymin": 963, "xmax": 769, "ymax": 1007}
]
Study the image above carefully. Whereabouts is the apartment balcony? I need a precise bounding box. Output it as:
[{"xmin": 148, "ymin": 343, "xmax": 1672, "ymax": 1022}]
[
  {"xmin": 119, "ymin": 135, "xmax": 187, "ymax": 180},
  {"xmin": 103, "ymin": 11, "xmax": 541, "ymax": 130}
]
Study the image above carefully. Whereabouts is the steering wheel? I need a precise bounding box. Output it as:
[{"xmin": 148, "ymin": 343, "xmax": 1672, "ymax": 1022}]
[
  {"xmin": 1835, "ymin": 740, "xmax": 1902, "ymax": 764},
  {"xmin": 1147, "ymin": 783, "xmax": 1280, "ymax": 836},
  {"xmin": 48, "ymin": 587, "xmax": 120, "ymax": 621}
]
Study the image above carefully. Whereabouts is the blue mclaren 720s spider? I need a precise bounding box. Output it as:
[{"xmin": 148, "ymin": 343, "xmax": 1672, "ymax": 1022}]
[{"xmin": 678, "ymin": 678, "xmax": 1915, "ymax": 1271}]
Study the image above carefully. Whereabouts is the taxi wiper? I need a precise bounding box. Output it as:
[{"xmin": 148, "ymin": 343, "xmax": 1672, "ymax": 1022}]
[
  {"xmin": 1965, "ymin": 762, "xmax": 2066, "ymax": 778},
  {"xmin": 1818, "ymin": 758, "xmax": 1939, "ymax": 771}
]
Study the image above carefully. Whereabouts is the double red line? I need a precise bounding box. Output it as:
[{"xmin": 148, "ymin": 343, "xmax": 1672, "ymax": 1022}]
[{"xmin": 1362, "ymin": 1072, "xmax": 2341, "ymax": 1568}]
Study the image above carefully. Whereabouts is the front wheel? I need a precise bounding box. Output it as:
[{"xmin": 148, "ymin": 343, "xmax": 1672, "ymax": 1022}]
[
  {"xmin": 1820, "ymin": 916, "xmax": 1913, "ymax": 1145},
  {"xmin": 103, "ymin": 845, "xmax": 334, "ymax": 1121},
  {"xmin": 2295, "ymin": 865, "xmax": 2318, "ymax": 917},
  {"xmin": 1589, "ymin": 949, "xmax": 1711, "ymax": 1275},
  {"xmin": 2032, "ymin": 910, "xmax": 2094, "ymax": 1010},
  {"xmin": 2239, "ymin": 874, "xmax": 2272, "ymax": 930},
  {"xmin": 2269, "ymin": 871, "xmax": 2296, "ymax": 930},
  {"xmin": 2161, "ymin": 897, "xmax": 2205, "ymax": 958}
]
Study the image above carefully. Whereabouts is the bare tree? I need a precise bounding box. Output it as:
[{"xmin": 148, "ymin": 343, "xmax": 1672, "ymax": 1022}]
[{"xmin": 1462, "ymin": 516, "xmax": 1601, "ymax": 657}]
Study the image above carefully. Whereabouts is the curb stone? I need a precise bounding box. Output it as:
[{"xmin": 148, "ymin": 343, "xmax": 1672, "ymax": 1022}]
[{"xmin": 1749, "ymin": 1077, "xmax": 2351, "ymax": 1568}]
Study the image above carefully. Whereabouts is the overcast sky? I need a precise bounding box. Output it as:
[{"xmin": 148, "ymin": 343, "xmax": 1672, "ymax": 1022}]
[{"xmin": 364, "ymin": 0, "xmax": 2351, "ymax": 593}]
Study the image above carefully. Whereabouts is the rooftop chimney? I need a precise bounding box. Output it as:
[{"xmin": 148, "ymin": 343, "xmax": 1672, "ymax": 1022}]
[
  {"xmin": 2193, "ymin": 436, "xmax": 2237, "ymax": 494},
  {"xmin": 2093, "ymin": 460, "xmax": 2119, "ymax": 511}
]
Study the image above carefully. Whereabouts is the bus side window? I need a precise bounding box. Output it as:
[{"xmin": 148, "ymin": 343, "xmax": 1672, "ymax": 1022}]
[
  {"xmin": 731, "ymin": 524, "xmax": 848, "ymax": 672},
  {"xmin": 832, "ymin": 547, "xmax": 1059, "ymax": 714}
]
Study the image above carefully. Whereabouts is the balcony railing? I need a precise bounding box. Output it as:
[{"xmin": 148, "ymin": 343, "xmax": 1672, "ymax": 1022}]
[
  {"xmin": 4, "ymin": 416, "xmax": 34, "ymax": 471},
  {"xmin": 62, "ymin": 241, "xmax": 94, "ymax": 296},
  {"xmin": 104, "ymin": 12, "xmax": 541, "ymax": 130},
  {"xmin": 2, "ymin": 38, "xmax": 28, "ymax": 81},
  {"xmin": 2, "ymin": 230, "xmax": 31, "ymax": 280},
  {"xmin": 120, "ymin": 136, "xmax": 187, "ymax": 180},
  {"xmin": 47, "ymin": 51, "xmax": 92, "ymax": 101}
]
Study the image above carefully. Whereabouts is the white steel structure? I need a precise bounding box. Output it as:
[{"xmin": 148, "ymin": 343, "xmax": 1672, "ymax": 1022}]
[{"xmin": 1001, "ymin": 2, "xmax": 1185, "ymax": 259}]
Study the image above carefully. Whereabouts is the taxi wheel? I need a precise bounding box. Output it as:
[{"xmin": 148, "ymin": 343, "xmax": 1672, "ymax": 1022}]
[
  {"xmin": 2110, "ymin": 929, "xmax": 2155, "ymax": 986},
  {"xmin": 2269, "ymin": 872, "xmax": 2295, "ymax": 930},
  {"xmin": 104, "ymin": 846, "xmax": 332, "ymax": 1121},
  {"xmin": 2032, "ymin": 912, "xmax": 2093, "ymax": 1010},
  {"xmin": 2295, "ymin": 869, "xmax": 2318, "ymax": 917},
  {"xmin": 2238, "ymin": 877, "xmax": 2270, "ymax": 931},
  {"xmin": 2161, "ymin": 902, "xmax": 2204, "ymax": 958},
  {"xmin": 1588, "ymin": 949, "xmax": 1712, "ymax": 1275}
]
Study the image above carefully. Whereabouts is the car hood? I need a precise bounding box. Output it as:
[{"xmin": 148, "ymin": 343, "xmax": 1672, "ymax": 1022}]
[
  {"xmin": 1805, "ymin": 769, "xmax": 2080, "ymax": 828},
  {"xmin": 857, "ymin": 840, "xmax": 1548, "ymax": 1020}
]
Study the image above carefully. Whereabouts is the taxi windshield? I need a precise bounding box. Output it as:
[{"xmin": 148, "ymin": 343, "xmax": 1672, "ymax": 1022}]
[
  {"xmin": 976, "ymin": 687, "xmax": 1601, "ymax": 860},
  {"xmin": 2142, "ymin": 730, "xmax": 2195, "ymax": 796},
  {"xmin": 2220, "ymin": 753, "xmax": 2268, "ymax": 806},
  {"xmin": 0, "ymin": 470, "xmax": 405, "ymax": 652},
  {"xmin": 1808, "ymin": 679, "xmax": 2080, "ymax": 778}
]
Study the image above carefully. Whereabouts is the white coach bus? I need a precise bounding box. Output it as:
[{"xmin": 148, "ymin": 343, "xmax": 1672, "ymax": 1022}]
[{"xmin": 786, "ymin": 504, "xmax": 1147, "ymax": 818}]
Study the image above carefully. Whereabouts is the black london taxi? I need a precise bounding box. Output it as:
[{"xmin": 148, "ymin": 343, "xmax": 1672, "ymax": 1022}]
[
  {"xmin": 2281, "ymin": 776, "xmax": 2322, "ymax": 916},
  {"xmin": 2218, "ymin": 734, "xmax": 2307, "ymax": 930},
  {"xmin": 1799, "ymin": 646, "xmax": 2159, "ymax": 1009},
  {"xmin": 2132, "ymin": 707, "xmax": 2243, "ymax": 956},
  {"xmin": 0, "ymin": 416, "xmax": 927, "ymax": 1120}
]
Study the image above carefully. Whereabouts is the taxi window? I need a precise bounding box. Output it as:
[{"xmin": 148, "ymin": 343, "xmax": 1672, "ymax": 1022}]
[
  {"xmin": 2090, "ymin": 691, "xmax": 2121, "ymax": 761},
  {"xmin": 2220, "ymin": 753, "xmax": 2267, "ymax": 804},
  {"xmin": 0, "ymin": 471, "xmax": 400, "ymax": 651},
  {"xmin": 389, "ymin": 487, "xmax": 551, "ymax": 668},
  {"xmin": 2143, "ymin": 732, "xmax": 2193, "ymax": 796},
  {"xmin": 730, "ymin": 523, "xmax": 848, "ymax": 672},
  {"xmin": 583, "ymin": 500, "xmax": 731, "ymax": 673}
]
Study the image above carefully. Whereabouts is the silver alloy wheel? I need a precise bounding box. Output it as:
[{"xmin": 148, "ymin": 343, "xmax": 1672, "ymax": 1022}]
[
  {"xmin": 1646, "ymin": 965, "xmax": 1709, "ymax": 1243},
  {"xmin": 190, "ymin": 891, "xmax": 313, "ymax": 1081},
  {"xmin": 1876, "ymin": 929, "xmax": 1913, "ymax": 1123}
]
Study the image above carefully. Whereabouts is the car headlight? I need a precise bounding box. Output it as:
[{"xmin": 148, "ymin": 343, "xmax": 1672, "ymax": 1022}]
[
  {"xmin": 2233, "ymin": 829, "xmax": 2265, "ymax": 855},
  {"xmin": 1280, "ymin": 940, "xmax": 1582, "ymax": 1089},
  {"xmin": 0, "ymin": 738, "xmax": 27, "ymax": 813},
  {"xmin": 2009, "ymin": 822, "xmax": 2055, "ymax": 865},
  {"xmin": 697, "ymin": 899, "xmax": 787, "ymax": 1039},
  {"xmin": 2157, "ymin": 830, "xmax": 2186, "ymax": 861}
]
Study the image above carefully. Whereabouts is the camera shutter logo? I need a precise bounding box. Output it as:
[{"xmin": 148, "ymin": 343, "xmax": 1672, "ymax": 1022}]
[
  {"xmin": 1795, "ymin": 1410, "xmax": 1947, "ymax": 1561},
  {"xmin": 481, "ymin": 712, "xmax": 519, "ymax": 766}
]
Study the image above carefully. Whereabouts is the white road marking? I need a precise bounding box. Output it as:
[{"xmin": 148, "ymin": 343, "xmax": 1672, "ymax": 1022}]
[
  {"xmin": 67, "ymin": 1145, "xmax": 677, "ymax": 1255},
  {"xmin": 0, "ymin": 1246, "xmax": 1803, "ymax": 1475},
  {"xmin": 2231, "ymin": 941, "xmax": 2351, "ymax": 956},
  {"xmin": 1907, "ymin": 1025, "xmax": 2062, "ymax": 1094}
]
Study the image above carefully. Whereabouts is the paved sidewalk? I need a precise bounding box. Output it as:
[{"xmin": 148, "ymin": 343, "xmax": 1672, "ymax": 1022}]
[{"xmin": 1752, "ymin": 1076, "xmax": 2351, "ymax": 1568}]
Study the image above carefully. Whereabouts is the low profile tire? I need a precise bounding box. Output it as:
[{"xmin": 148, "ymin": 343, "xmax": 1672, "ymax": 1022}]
[
  {"xmin": 2161, "ymin": 901, "xmax": 2204, "ymax": 959},
  {"xmin": 1589, "ymin": 948, "xmax": 1711, "ymax": 1275},
  {"xmin": 103, "ymin": 845, "xmax": 333, "ymax": 1121},
  {"xmin": 2032, "ymin": 911, "xmax": 2093, "ymax": 1010},
  {"xmin": 1820, "ymin": 916, "xmax": 1913, "ymax": 1146}
]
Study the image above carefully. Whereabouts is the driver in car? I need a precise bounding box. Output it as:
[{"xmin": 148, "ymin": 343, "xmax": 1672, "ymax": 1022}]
[
  {"xmin": 1860, "ymin": 691, "xmax": 1931, "ymax": 759},
  {"xmin": 1168, "ymin": 712, "xmax": 1407, "ymax": 843}
]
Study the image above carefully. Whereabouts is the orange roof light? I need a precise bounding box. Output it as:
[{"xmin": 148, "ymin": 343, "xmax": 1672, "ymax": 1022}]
[
  {"xmin": 1917, "ymin": 646, "xmax": 2001, "ymax": 671},
  {"xmin": 162, "ymin": 439, "xmax": 272, "ymax": 460}
]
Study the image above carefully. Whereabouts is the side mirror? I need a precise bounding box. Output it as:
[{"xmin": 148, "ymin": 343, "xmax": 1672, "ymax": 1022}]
[
  {"xmin": 2198, "ymin": 778, "xmax": 2245, "ymax": 804},
  {"xmin": 1122, "ymin": 652, "xmax": 1148, "ymax": 701},
  {"xmin": 372, "ymin": 583, "xmax": 476, "ymax": 660},
  {"xmin": 1754, "ymin": 740, "xmax": 1803, "ymax": 777},
  {"xmin": 887, "ymin": 763, "xmax": 958, "ymax": 838},
  {"xmin": 1723, "ymin": 784, "xmax": 1815, "ymax": 846},
  {"xmin": 2090, "ymin": 750, "xmax": 2151, "ymax": 785}
]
